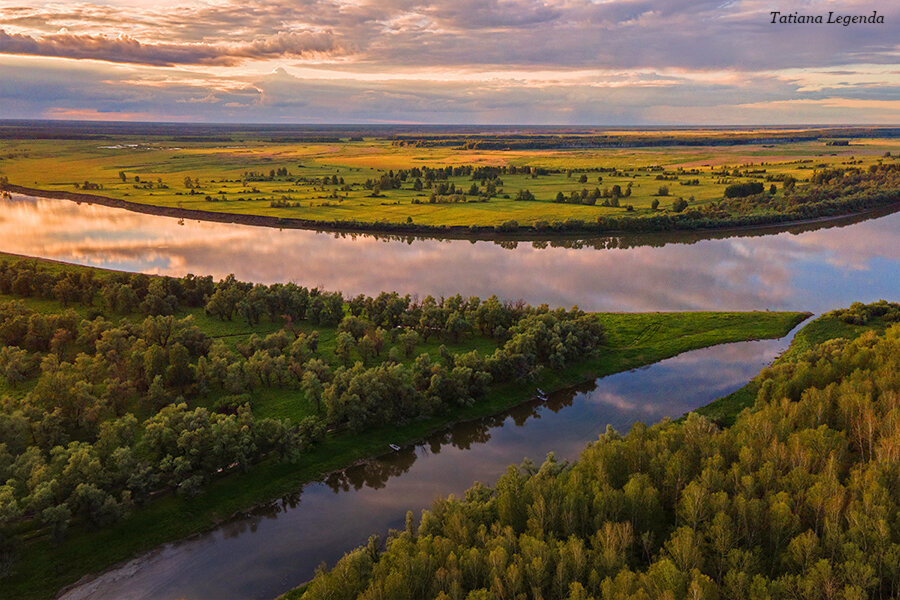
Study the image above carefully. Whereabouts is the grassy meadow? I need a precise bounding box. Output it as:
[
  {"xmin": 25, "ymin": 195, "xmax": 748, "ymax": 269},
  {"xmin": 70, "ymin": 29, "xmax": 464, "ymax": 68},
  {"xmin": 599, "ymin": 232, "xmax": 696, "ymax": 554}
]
[{"xmin": 2, "ymin": 132, "xmax": 899, "ymax": 230}]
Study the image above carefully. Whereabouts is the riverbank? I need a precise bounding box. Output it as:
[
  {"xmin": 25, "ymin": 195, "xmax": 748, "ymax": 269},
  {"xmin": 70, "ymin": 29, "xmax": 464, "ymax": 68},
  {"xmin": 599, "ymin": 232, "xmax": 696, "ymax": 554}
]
[
  {"xmin": 0, "ymin": 254, "xmax": 808, "ymax": 599},
  {"xmin": 4, "ymin": 183, "xmax": 900, "ymax": 242},
  {"xmin": 282, "ymin": 303, "xmax": 900, "ymax": 600},
  {"xmin": 50, "ymin": 312, "xmax": 806, "ymax": 600},
  {"xmin": 694, "ymin": 308, "xmax": 894, "ymax": 425}
]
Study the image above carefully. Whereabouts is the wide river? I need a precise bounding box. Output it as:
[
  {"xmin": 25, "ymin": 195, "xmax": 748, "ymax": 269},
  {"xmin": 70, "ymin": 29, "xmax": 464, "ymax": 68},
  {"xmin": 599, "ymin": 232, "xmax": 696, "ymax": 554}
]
[{"xmin": 2, "ymin": 194, "xmax": 899, "ymax": 599}]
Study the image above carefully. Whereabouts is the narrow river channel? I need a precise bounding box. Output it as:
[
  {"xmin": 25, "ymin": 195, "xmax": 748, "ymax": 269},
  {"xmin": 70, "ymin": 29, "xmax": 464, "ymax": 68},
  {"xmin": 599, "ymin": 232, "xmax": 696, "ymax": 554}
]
[{"xmin": 59, "ymin": 331, "xmax": 798, "ymax": 600}]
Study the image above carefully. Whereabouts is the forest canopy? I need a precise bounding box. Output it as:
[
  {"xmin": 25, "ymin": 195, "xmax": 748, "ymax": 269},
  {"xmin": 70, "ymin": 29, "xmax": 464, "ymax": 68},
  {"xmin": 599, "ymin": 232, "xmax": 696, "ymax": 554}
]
[{"xmin": 0, "ymin": 258, "xmax": 604, "ymax": 575}]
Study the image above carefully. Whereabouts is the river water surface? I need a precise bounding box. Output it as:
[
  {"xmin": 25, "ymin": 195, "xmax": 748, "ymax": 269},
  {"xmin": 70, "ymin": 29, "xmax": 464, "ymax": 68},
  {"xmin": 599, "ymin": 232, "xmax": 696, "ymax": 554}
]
[
  {"xmin": 3, "ymin": 195, "xmax": 899, "ymax": 599},
  {"xmin": 4, "ymin": 194, "xmax": 900, "ymax": 313}
]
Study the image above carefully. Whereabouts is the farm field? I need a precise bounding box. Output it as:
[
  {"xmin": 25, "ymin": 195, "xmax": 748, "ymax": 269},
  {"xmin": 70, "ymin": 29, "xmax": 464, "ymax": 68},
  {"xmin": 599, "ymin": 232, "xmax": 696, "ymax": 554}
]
[{"xmin": 2, "ymin": 128, "xmax": 899, "ymax": 233}]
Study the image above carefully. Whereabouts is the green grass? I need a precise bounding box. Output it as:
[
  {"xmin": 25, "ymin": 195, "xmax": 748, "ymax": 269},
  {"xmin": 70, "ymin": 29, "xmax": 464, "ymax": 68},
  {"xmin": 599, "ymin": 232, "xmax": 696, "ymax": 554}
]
[
  {"xmin": 2, "ymin": 136, "xmax": 898, "ymax": 230},
  {"xmin": 0, "ymin": 273, "xmax": 808, "ymax": 600},
  {"xmin": 693, "ymin": 311, "xmax": 891, "ymax": 425}
]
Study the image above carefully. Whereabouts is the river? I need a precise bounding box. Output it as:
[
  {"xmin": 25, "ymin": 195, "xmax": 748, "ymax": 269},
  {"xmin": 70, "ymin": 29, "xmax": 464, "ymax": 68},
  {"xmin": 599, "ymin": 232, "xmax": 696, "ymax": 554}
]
[
  {"xmin": 2, "ymin": 194, "xmax": 899, "ymax": 599},
  {"xmin": 59, "ymin": 333, "xmax": 797, "ymax": 600},
  {"xmin": 3, "ymin": 194, "xmax": 899, "ymax": 313}
]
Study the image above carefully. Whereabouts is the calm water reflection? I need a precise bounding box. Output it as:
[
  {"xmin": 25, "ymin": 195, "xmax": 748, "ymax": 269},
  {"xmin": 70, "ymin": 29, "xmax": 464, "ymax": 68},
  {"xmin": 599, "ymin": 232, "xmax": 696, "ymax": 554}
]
[
  {"xmin": 3, "ymin": 194, "xmax": 900, "ymax": 312},
  {"xmin": 9, "ymin": 195, "xmax": 897, "ymax": 599},
  {"xmin": 59, "ymin": 335, "xmax": 791, "ymax": 600}
]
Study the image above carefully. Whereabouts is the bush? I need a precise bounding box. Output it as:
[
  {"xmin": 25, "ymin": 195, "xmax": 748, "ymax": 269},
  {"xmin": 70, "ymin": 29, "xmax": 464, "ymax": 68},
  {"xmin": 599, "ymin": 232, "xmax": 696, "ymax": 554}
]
[{"xmin": 724, "ymin": 181, "xmax": 764, "ymax": 198}]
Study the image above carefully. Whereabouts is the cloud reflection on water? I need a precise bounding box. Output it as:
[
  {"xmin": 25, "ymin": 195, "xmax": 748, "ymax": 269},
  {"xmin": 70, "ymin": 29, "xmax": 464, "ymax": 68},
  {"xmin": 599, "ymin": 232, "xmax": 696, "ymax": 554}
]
[{"xmin": 2, "ymin": 195, "xmax": 900, "ymax": 314}]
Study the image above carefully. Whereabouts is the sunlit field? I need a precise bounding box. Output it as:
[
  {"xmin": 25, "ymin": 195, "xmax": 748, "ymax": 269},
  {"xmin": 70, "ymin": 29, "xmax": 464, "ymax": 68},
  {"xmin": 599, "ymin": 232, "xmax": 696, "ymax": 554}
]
[{"xmin": 3, "ymin": 131, "xmax": 898, "ymax": 229}]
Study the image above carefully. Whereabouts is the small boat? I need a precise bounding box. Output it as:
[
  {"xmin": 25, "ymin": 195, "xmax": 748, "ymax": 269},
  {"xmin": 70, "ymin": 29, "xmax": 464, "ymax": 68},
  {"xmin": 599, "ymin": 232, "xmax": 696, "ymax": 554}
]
[
  {"xmin": 388, "ymin": 444, "xmax": 401, "ymax": 452},
  {"xmin": 536, "ymin": 388, "xmax": 548, "ymax": 400}
]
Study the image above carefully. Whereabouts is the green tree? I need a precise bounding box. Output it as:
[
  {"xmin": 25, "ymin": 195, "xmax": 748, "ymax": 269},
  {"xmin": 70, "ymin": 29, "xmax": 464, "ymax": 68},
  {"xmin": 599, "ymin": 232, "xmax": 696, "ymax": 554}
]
[
  {"xmin": 335, "ymin": 332, "xmax": 355, "ymax": 367},
  {"xmin": 671, "ymin": 197, "xmax": 688, "ymax": 213}
]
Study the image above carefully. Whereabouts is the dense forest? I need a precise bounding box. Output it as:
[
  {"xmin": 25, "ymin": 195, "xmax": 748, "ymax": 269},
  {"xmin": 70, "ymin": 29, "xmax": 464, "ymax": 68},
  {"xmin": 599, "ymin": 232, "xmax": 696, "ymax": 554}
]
[
  {"xmin": 295, "ymin": 302, "xmax": 900, "ymax": 600},
  {"xmin": 0, "ymin": 259, "xmax": 604, "ymax": 574}
]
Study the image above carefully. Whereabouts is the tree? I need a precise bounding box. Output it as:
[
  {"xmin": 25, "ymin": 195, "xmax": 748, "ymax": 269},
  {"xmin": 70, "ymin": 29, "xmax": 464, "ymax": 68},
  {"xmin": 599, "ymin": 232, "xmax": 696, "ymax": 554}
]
[
  {"xmin": 724, "ymin": 181, "xmax": 764, "ymax": 198},
  {"xmin": 236, "ymin": 287, "xmax": 267, "ymax": 326},
  {"xmin": 302, "ymin": 371, "xmax": 324, "ymax": 413},
  {"xmin": 515, "ymin": 189, "xmax": 535, "ymax": 202},
  {"xmin": 445, "ymin": 312, "xmax": 471, "ymax": 343},
  {"xmin": 53, "ymin": 278, "xmax": 80, "ymax": 307},
  {"xmin": 70, "ymin": 483, "xmax": 123, "ymax": 528},
  {"xmin": 338, "ymin": 316, "xmax": 368, "ymax": 341},
  {"xmin": 357, "ymin": 335, "xmax": 376, "ymax": 364},
  {"xmin": 144, "ymin": 344, "xmax": 168, "ymax": 383},
  {"xmin": 657, "ymin": 185, "xmax": 670, "ymax": 196},
  {"xmin": 165, "ymin": 343, "xmax": 192, "ymax": 388},
  {"xmin": 0, "ymin": 346, "xmax": 32, "ymax": 388},
  {"xmin": 146, "ymin": 374, "xmax": 168, "ymax": 410},
  {"xmin": 671, "ymin": 197, "xmax": 688, "ymax": 213},
  {"xmin": 335, "ymin": 332, "xmax": 355, "ymax": 366},
  {"xmin": 651, "ymin": 198, "xmax": 660, "ymax": 210},
  {"xmin": 398, "ymin": 329, "xmax": 419, "ymax": 357},
  {"xmin": 205, "ymin": 285, "xmax": 241, "ymax": 321},
  {"xmin": 140, "ymin": 279, "xmax": 178, "ymax": 316},
  {"xmin": 41, "ymin": 504, "xmax": 71, "ymax": 545}
]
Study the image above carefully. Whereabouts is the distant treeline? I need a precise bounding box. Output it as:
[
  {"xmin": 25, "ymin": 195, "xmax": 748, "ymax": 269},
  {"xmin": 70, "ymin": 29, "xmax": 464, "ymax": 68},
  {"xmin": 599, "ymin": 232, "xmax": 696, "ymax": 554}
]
[
  {"xmin": 1, "ymin": 121, "xmax": 898, "ymax": 145},
  {"xmin": 391, "ymin": 128, "xmax": 900, "ymax": 150},
  {"xmin": 3, "ymin": 162, "xmax": 900, "ymax": 240}
]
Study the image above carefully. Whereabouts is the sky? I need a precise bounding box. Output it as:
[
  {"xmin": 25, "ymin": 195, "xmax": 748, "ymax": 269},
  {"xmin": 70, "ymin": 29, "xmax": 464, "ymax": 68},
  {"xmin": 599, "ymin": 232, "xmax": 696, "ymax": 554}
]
[{"xmin": 0, "ymin": 0, "xmax": 898, "ymax": 125}]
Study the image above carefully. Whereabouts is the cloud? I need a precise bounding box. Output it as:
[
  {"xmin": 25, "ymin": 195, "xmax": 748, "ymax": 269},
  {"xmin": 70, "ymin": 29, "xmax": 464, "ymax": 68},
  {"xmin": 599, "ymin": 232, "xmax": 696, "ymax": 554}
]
[
  {"xmin": 0, "ymin": 29, "xmax": 344, "ymax": 66},
  {"xmin": 3, "ymin": 0, "xmax": 899, "ymax": 71},
  {"xmin": 1, "ymin": 54, "xmax": 897, "ymax": 125},
  {"xmin": 0, "ymin": 0, "xmax": 898, "ymax": 122}
]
